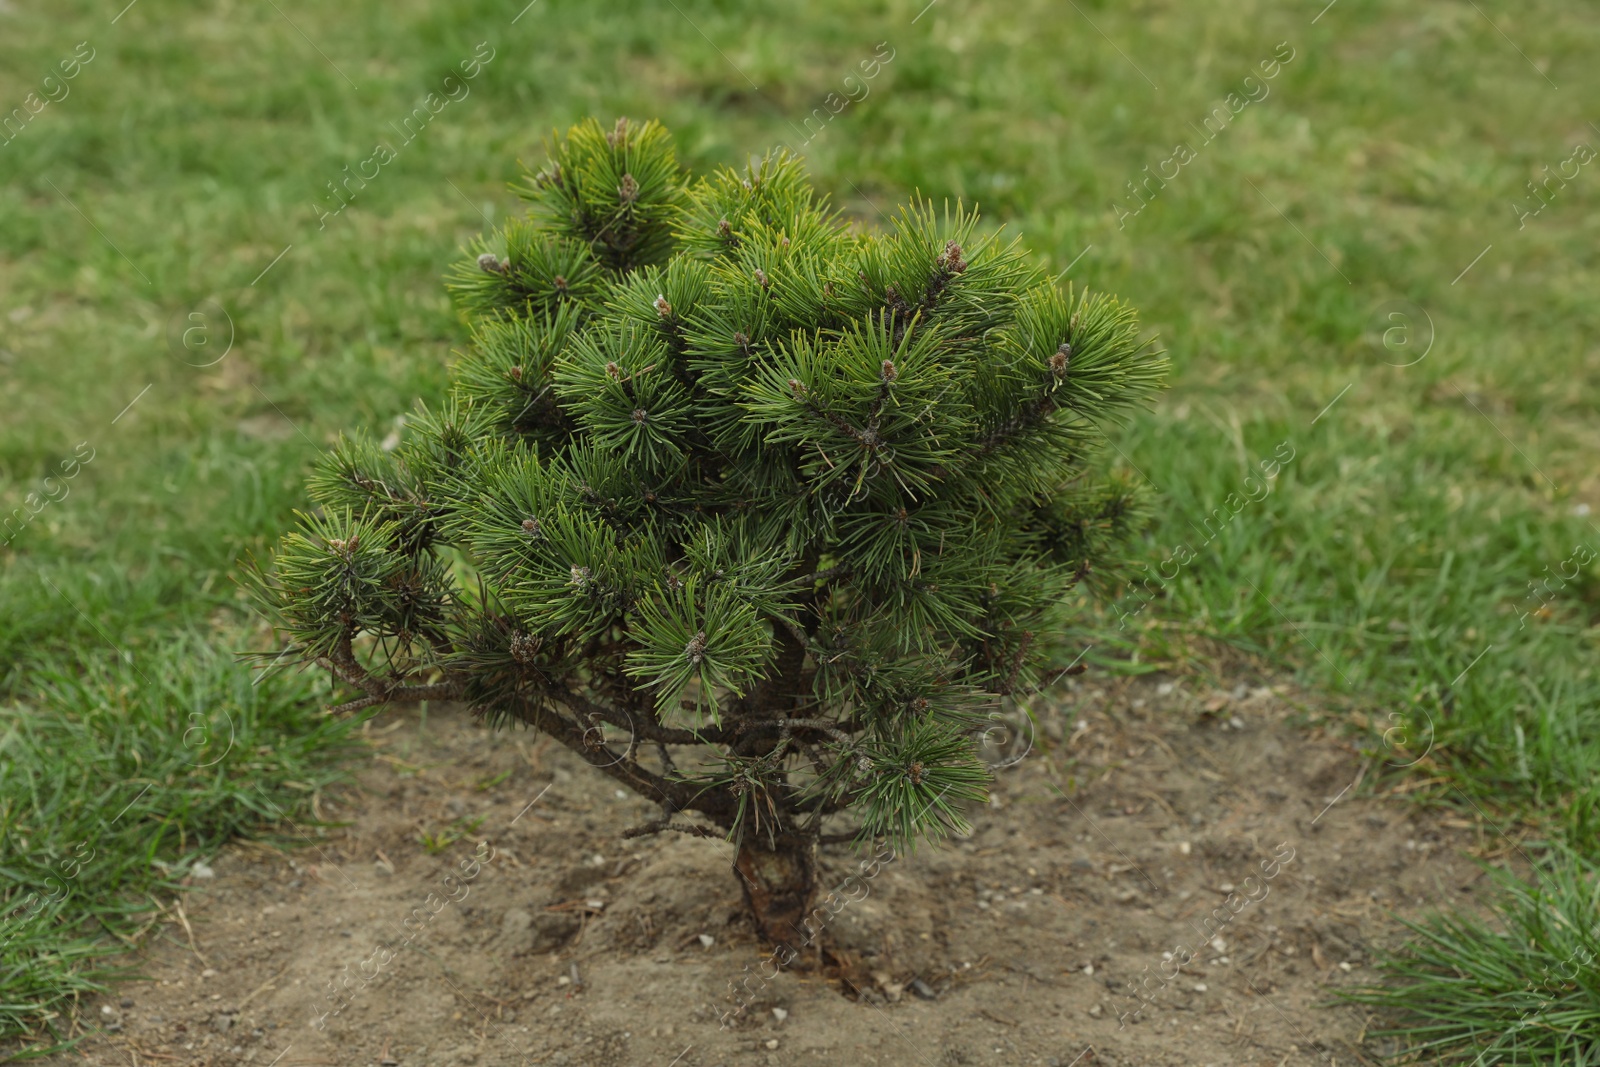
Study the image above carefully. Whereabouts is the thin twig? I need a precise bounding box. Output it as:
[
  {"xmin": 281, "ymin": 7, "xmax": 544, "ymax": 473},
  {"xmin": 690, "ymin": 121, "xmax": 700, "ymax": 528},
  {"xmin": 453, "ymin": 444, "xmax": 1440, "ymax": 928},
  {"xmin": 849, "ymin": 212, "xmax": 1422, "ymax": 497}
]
[{"xmin": 171, "ymin": 898, "xmax": 209, "ymax": 968}]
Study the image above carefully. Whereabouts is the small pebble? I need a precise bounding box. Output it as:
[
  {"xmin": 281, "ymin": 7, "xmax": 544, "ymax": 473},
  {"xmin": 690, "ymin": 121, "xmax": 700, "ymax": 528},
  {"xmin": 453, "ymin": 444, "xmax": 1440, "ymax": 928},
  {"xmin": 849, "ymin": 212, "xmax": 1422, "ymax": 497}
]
[
  {"xmin": 771, "ymin": 1007, "xmax": 788, "ymax": 1022},
  {"xmin": 191, "ymin": 863, "xmax": 216, "ymax": 880},
  {"xmin": 764, "ymin": 1039, "xmax": 779, "ymax": 1050},
  {"xmin": 200, "ymin": 968, "xmax": 217, "ymax": 978},
  {"xmin": 697, "ymin": 934, "xmax": 715, "ymax": 948},
  {"xmin": 556, "ymin": 976, "xmax": 570, "ymax": 986},
  {"xmin": 1192, "ymin": 982, "xmax": 1208, "ymax": 992}
]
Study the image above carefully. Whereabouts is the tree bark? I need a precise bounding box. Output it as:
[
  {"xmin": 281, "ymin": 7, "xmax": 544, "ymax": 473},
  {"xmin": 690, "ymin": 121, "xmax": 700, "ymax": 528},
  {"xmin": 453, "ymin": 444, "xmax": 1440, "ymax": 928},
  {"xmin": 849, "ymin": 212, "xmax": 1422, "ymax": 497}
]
[{"xmin": 733, "ymin": 829, "xmax": 818, "ymax": 954}]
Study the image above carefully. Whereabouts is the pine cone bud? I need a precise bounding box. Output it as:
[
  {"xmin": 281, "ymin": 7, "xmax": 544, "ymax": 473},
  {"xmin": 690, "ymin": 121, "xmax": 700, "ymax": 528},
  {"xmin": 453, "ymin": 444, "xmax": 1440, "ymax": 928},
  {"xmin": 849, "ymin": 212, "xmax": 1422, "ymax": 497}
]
[
  {"xmin": 618, "ymin": 173, "xmax": 639, "ymax": 204},
  {"xmin": 1051, "ymin": 343, "xmax": 1071, "ymax": 378},
  {"xmin": 509, "ymin": 365, "xmax": 523, "ymax": 381},
  {"xmin": 788, "ymin": 378, "xmax": 807, "ymax": 397},
  {"xmin": 908, "ymin": 760, "xmax": 925, "ymax": 785},
  {"xmin": 521, "ymin": 517, "xmax": 541, "ymax": 537},
  {"xmin": 654, "ymin": 294, "xmax": 672, "ymax": 318},
  {"xmin": 607, "ymin": 116, "xmax": 630, "ymax": 147},
  {"xmin": 733, "ymin": 331, "xmax": 751, "ymax": 356},
  {"xmin": 632, "ymin": 408, "xmax": 648, "ymax": 424},
  {"xmin": 478, "ymin": 252, "xmax": 507, "ymax": 274},
  {"xmin": 685, "ymin": 630, "xmax": 708, "ymax": 665},
  {"xmin": 881, "ymin": 359, "xmax": 898, "ymax": 382},
  {"xmin": 553, "ymin": 275, "xmax": 569, "ymax": 293},
  {"xmin": 717, "ymin": 218, "xmax": 732, "ymax": 238},
  {"xmin": 509, "ymin": 631, "xmax": 541, "ymax": 664},
  {"xmin": 939, "ymin": 240, "xmax": 968, "ymax": 274},
  {"xmin": 605, "ymin": 361, "xmax": 622, "ymax": 380},
  {"xmin": 569, "ymin": 564, "xmax": 591, "ymax": 588},
  {"xmin": 754, "ymin": 268, "xmax": 770, "ymax": 290}
]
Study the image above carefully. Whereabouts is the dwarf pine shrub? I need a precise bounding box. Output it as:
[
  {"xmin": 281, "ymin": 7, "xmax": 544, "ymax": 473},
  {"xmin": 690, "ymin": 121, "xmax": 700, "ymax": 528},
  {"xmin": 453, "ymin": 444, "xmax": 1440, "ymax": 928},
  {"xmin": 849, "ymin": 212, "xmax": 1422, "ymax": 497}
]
[{"xmin": 252, "ymin": 117, "xmax": 1166, "ymax": 948}]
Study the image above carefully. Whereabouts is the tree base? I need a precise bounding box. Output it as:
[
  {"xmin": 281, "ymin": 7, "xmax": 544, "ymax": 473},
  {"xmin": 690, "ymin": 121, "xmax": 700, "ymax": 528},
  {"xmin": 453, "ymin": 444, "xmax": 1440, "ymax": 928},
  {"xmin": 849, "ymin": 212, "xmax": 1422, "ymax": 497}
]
[{"xmin": 733, "ymin": 830, "xmax": 818, "ymax": 956}]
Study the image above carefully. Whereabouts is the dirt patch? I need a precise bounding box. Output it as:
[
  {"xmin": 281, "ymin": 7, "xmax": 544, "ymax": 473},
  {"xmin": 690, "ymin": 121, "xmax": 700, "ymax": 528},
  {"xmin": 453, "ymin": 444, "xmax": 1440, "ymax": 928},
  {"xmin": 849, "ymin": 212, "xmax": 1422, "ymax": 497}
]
[{"xmin": 41, "ymin": 672, "xmax": 1496, "ymax": 1067}]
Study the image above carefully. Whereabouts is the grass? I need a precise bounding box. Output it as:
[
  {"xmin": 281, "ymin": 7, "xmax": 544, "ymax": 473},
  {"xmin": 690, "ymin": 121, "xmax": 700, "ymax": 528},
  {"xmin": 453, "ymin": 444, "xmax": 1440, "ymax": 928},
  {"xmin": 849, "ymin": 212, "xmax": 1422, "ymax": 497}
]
[
  {"xmin": 0, "ymin": 0, "xmax": 1596, "ymax": 1056},
  {"xmin": 0, "ymin": 640, "xmax": 359, "ymax": 1053},
  {"xmin": 1340, "ymin": 848, "xmax": 1600, "ymax": 1064}
]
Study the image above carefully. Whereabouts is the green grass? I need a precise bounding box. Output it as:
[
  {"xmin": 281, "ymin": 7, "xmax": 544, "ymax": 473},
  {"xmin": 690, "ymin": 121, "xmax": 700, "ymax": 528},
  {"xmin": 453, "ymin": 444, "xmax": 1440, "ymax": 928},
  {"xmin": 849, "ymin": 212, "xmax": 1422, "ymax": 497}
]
[
  {"xmin": 0, "ymin": 640, "xmax": 359, "ymax": 1054},
  {"xmin": 1, "ymin": 0, "xmax": 1597, "ymax": 1055},
  {"xmin": 1340, "ymin": 848, "xmax": 1600, "ymax": 1064}
]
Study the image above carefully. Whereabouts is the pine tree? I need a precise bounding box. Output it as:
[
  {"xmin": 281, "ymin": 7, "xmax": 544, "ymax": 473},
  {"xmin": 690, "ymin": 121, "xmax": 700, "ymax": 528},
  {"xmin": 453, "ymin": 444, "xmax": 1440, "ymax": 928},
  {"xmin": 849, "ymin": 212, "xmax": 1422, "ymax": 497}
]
[{"xmin": 250, "ymin": 117, "xmax": 1167, "ymax": 952}]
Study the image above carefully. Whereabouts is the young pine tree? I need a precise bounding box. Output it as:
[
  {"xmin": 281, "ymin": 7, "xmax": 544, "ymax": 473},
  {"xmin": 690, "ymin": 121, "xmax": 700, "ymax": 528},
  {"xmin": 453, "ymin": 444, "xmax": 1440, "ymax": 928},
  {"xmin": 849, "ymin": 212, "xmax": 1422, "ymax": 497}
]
[{"xmin": 251, "ymin": 117, "xmax": 1166, "ymax": 952}]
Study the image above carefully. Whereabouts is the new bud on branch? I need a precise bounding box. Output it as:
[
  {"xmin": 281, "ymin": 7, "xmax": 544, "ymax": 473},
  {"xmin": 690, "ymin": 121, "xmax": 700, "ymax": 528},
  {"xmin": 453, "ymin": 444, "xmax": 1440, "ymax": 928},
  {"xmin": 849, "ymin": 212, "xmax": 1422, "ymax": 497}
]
[{"xmin": 249, "ymin": 117, "xmax": 1167, "ymax": 955}]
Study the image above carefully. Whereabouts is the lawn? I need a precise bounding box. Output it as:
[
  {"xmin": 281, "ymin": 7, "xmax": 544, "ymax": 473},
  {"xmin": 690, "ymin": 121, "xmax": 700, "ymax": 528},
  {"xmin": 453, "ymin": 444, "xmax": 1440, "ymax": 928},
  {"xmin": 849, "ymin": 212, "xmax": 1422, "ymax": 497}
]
[{"xmin": 1, "ymin": 0, "xmax": 1596, "ymax": 1058}]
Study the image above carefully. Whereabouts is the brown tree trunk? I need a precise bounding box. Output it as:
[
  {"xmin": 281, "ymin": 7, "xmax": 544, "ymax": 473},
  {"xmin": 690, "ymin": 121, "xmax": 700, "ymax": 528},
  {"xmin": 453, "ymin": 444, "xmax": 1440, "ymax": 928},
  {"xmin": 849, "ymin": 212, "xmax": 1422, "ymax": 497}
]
[{"xmin": 733, "ymin": 830, "xmax": 818, "ymax": 954}]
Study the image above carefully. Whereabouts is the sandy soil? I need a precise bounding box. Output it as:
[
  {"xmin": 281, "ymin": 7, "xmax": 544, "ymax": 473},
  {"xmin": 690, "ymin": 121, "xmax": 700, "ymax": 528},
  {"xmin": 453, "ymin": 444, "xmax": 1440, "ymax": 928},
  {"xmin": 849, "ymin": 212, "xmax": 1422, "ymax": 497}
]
[{"xmin": 41, "ymin": 670, "xmax": 1501, "ymax": 1067}]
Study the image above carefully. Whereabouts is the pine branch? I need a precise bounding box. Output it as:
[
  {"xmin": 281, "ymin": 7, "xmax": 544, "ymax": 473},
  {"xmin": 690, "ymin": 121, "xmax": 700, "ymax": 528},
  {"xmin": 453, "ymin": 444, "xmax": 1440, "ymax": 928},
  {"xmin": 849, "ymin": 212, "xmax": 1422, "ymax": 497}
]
[
  {"xmin": 327, "ymin": 681, "xmax": 461, "ymax": 715},
  {"xmin": 620, "ymin": 819, "xmax": 721, "ymax": 840},
  {"xmin": 497, "ymin": 688, "xmax": 734, "ymax": 821}
]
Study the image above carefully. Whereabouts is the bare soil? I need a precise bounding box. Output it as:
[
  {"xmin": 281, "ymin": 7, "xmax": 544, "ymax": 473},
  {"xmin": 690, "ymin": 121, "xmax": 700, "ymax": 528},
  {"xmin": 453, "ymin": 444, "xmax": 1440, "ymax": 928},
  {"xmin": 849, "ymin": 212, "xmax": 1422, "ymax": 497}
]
[{"xmin": 46, "ymin": 671, "xmax": 1499, "ymax": 1067}]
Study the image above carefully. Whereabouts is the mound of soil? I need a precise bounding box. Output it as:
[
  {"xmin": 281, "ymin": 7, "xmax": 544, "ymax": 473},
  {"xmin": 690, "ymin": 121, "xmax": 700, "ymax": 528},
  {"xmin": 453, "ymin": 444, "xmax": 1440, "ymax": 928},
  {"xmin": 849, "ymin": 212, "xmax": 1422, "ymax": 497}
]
[{"xmin": 45, "ymin": 672, "xmax": 1497, "ymax": 1067}]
